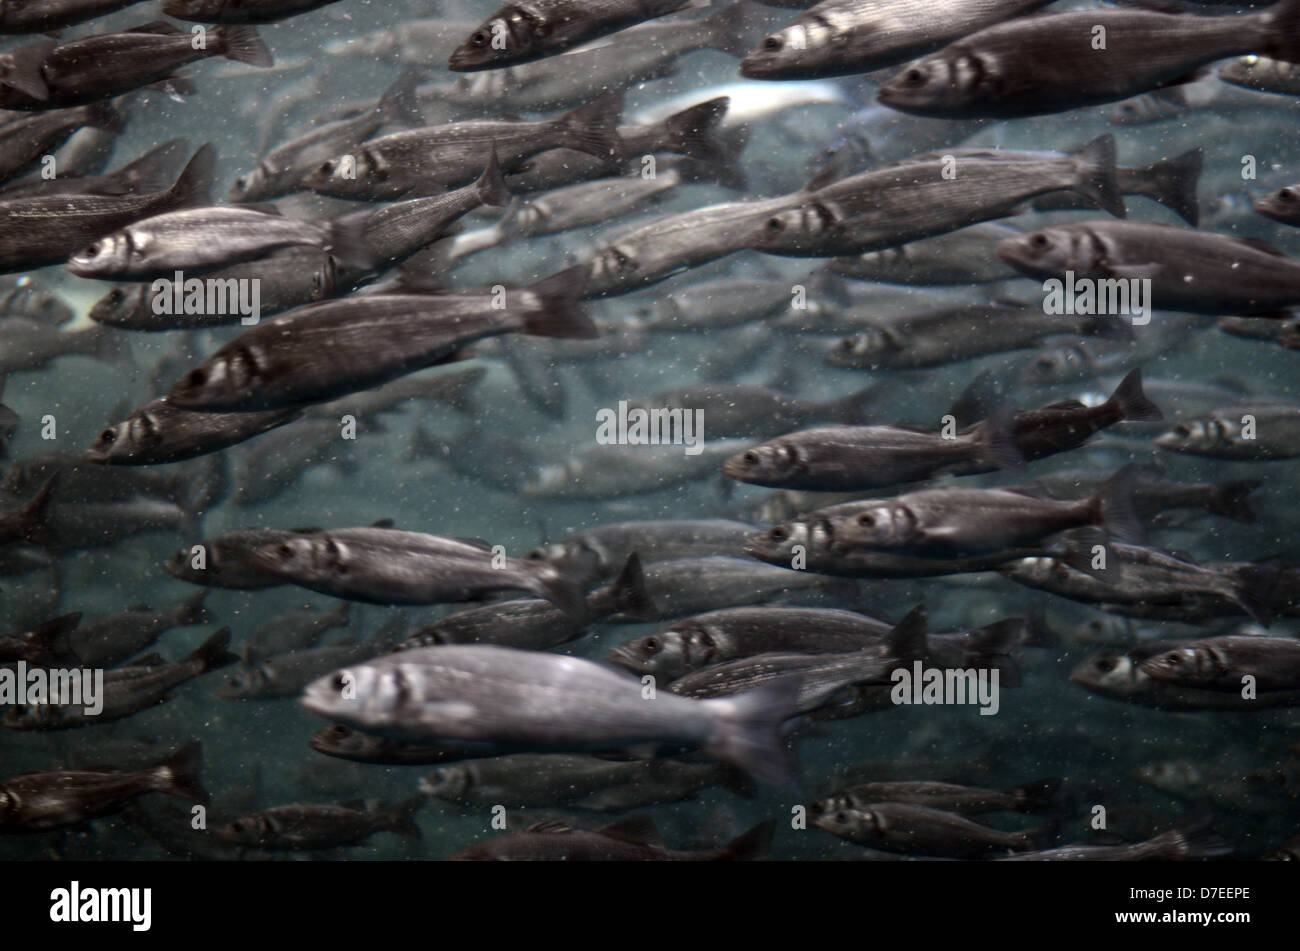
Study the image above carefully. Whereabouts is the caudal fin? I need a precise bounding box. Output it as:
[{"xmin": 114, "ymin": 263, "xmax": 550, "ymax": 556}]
[
  {"xmin": 383, "ymin": 795, "xmax": 425, "ymax": 840},
  {"xmin": 1229, "ymin": 562, "xmax": 1280, "ymax": 627},
  {"xmin": 15, "ymin": 475, "xmax": 57, "ymax": 544},
  {"xmin": 1094, "ymin": 464, "xmax": 1146, "ymax": 545},
  {"xmin": 1138, "ymin": 148, "xmax": 1202, "ymax": 226},
  {"xmin": 521, "ymin": 267, "xmax": 599, "ymax": 339},
  {"xmin": 185, "ymin": 627, "xmax": 240, "ymax": 673},
  {"xmin": 178, "ymin": 590, "xmax": 212, "ymax": 626},
  {"xmin": 719, "ymin": 819, "xmax": 776, "ymax": 861},
  {"xmin": 1209, "ymin": 479, "xmax": 1260, "ymax": 523},
  {"xmin": 1106, "ymin": 368, "xmax": 1163, "ymax": 422},
  {"xmin": 555, "ymin": 90, "xmax": 625, "ymax": 162},
  {"xmin": 1069, "ymin": 134, "xmax": 1126, "ymax": 219},
  {"xmin": 1265, "ymin": 0, "xmax": 1300, "ymax": 64},
  {"xmin": 152, "ymin": 740, "xmax": 209, "ymax": 805},
  {"xmin": 218, "ymin": 25, "xmax": 273, "ymax": 67},
  {"xmin": 1009, "ymin": 777, "xmax": 1067, "ymax": 814},
  {"xmin": 660, "ymin": 97, "xmax": 731, "ymax": 166},
  {"xmin": 705, "ymin": 676, "xmax": 801, "ymax": 790}
]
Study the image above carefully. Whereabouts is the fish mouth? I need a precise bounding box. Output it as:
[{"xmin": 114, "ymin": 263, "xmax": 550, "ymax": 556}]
[
  {"xmin": 721, "ymin": 456, "xmax": 750, "ymax": 480},
  {"xmin": 604, "ymin": 645, "xmax": 642, "ymax": 671},
  {"xmin": 447, "ymin": 46, "xmax": 494, "ymax": 73}
]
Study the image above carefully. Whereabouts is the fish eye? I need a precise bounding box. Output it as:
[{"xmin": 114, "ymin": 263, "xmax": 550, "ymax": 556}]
[
  {"xmin": 276, "ymin": 543, "xmax": 294, "ymax": 559},
  {"xmin": 769, "ymin": 526, "xmax": 788, "ymax": 541},
  {"xmin": 762, "ymin": 35, "xmax": 782, "ymax": 51},
  {"xmin": 471, "ymin": 31, "xmax": 488, "ymax": 46},
  {"xmin": 107, "ymin": 289, "xmax": 123, "ymax": 303},
  {"xmin": 1096, "ymin": 656, "xmax": 1118, "ymax": 673},
  {"xmin": 903, "ymin": 68, "xmax": 926, "ymax": 86},
  {"xmin": 642, "ymin": 637, "xmax": 659, "ymax": 654},
  {"xmin": 332, "ymin": 673, "xmax": 348, "ymax": 691},
  {"xmin": 765, "ymin": 217, "xmax": 784, "ymax": 232},
  {"xmin": 99, "ymin": 429, "xmax": 116, "ymax": 445},
  {"xmin": 743, "ymin": 450, "xmax": 760, "ymax": 465},
  {"xmin": 1030, "ymin": 234, "xmax": 1050, "ymax": 248},
  {"xmin": 1174, "ymin": 424, "xmax": 1191, "ymax": 436},
  {"xmin": 85, "ymin": 241, "xmax": 100, "ymax": 256},
  {"xmin": 235, "ymin": 176, "xmax": 247, "ymax": 190},
  {"xmin": 1280, "ymin": 189, "xmax": 1296, "ymax": 203},
  {"xmin": 187, "ymin": 368, "xmax": 206, "ymax": 387},
  {"xmin": 835, "ymin": 811, "xmax": 849, "ymax": 823},
  {"xmin": 857, "ymin": 513, "xmax": 875, "ymax": 527}
]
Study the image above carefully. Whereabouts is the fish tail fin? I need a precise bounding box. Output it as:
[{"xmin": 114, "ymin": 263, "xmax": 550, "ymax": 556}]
[
  {"xmin": 185, "ymin": 627, "xmax": 239, "ymax": 673},
  {"xmin": 153, "ymin": 740, "xmax": 208, "ymax": 805},
  {"xmin": 1094, "ymin": 464, "xmax": 1145, "ymax": 545},
  {"xmin": 17, "ymin": 475, "xmax": 57, "ymax": 544},
  {"xmin": 326, "ymin": 212, "xmax": 377, "ymax": 273},
  {"xmin": 555, "ymin": 90, "xmax": 624, "ymax": 162},
  {"xmin": 1021, "ymin": 818, "xmax": 1060, "ymax": 851},
  {"xmin": 1143, "ymin": 148, "xmax": 1202, "ymax": 226},
  {"xmin": 705, "ymin": 677, "xmax": 801, "ymax": 790},
  {"xmin": 521, "ymin": 267, "xmax": 599, "ymax": 339},
  {"xmin": 610, "ymin": 553, "xmax": 658, "ymax": 620},
  {"xmin": 167, "ymin": 143, "xmax": 217, "ymax": 209},
  {"xmin": 1170, "ymin": 802, "xmax": 1234, "ymax": 859},
  {"xmin": 1070, "ymin": 133, "xmax": 1126, "ymax": 219},
  {"xmin": 1010, "ymin": 777, "xmax": 1067, "ymax": 814},
  {"xmin": 86, "ymin": 101, "xmax": 127, "ymax": 134},
  {"xmin": 1106, "ymin": 368, "xmax": 1163, "ymax": 422},
  {"xmin": 661, "ymin": 97, "xmax": 731, "ymax": 166},
  {"xmin": 378, "ymin": 68, "xmax": 425, "ymax": 128},
  {"xmin": 1266, "ymin": 0, "xmax": 1300, "ymax": 64},
  {"xmin": 180, "ymin": 590, "xmax": 212, "ymax": 626},
  {"xmin": 718, "ymin": 819, "xmax": 776, "ymax": 861},
  {"xmin": 473, "ymin": 145, "xmax": 512, "ymax": 208},
  {"xmin": 384, "ymin": 796, "xmax": 425, "ymax": 840},
  {"xmin": 218, "ymin": 25, "xmax": 273, "ymax": 67},
  {"xmin": 1210, "ymin": 479, "xmax": 1260, "ymax": 523},
  {"xmin": 976, "ymin": 404, "xmax": 1027, "ymax": 472},
  {"xmin": 1230, "ymin": 562, "xmax": 1280, "ymax": 627},
  {"xmin": 28, "ymin": 612, "xmax": 83, "ymax": 667}
]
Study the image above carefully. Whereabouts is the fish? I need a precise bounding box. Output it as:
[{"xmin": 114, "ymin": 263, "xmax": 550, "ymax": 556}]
[
  {"xmin": 67, "ymin": 202, "xmax": 376, "ymax": 279},
  {"xmin": 1138, "ymin": 636, "xmax": 1300, "ymax": 693},
  {"xmin": 998, "ymin": 808, "xmax": 1231, "ymax": 861},
  {"xmin": 1254, "ymin": 184, "xmax": 1300, "ymax": 227},
  {"xmin": 827, "ymin": 222, "xmax": 1024, "ymax": 286},
  {"xmin": 0, "ymin": 22, "xmax": 274, "ymax": 110},
  {"xmin": 876, "ymin": 1, "xmax": 1300, "ymax": 118},
  {"xmin": 0, "ymin": 0, "xmax": 153, "ymax": 33},
  {"xmin": 815, "ymin": 778, "xmax": 1065, "ymax": 817},
  {"xmin": 308, "ymin": 724, "xmax": 489, "ymax": 766},
  {"xmin": 448, "ymin": 0, "xmax": 692, "ymax": 71},
  {"xmin": 299, "ymin": 644, "xmax": 800, "ymax": 786},
  {"xmin": 1219, "ymin": 53, "xmax": 1300, "ymax": 96},
  {"xmin": 607, "ymin": 606, "xmax": 896, "ymax": 680},
  {"xmin": 526, "ymin": 519, "xmax": 758, "ymax": 578},
  {"xmin": 0, "ymin": 613, "xmax": 82, "ymax": 667},
  {"xmin": 162, "ymin": 0, "xmax": 347, "ymax": 24},
  {"xmin": 85, "ymin": 398, "xmax": 304, "ymax": 465},
  {"xmin": 448, "ymin": 816, "xmax": 774, "ymax": 861},
  {"xmin": 245, "ymin": 602, "xmax": 351, "ymax": 661},
  {"xmin": 3, "ymin": 628, "xmax": 238, "ymax": 730},
  {"xmin": 301, "ymin": 90, "xmax": 624, "ymax": 200},
  {"xmin": 215, "ymin": 797, "xmax": 423, "ymax": 851},
  {"xmin": 1154, "ymin": 405, "xmax": 1300, "ymax": 460},
  {"xmin": 245, "ymin": 527, "xmax": 592, "ymax": 620},
  {"xmin": 70, "ymin": 592, "xmax": 212, "ymax": 669},
  {"xmin": 741, "ymin": 0, "xmax": 1053, "ymax": 79},
  {"xmin": 825, "ymin": 467, "xmax": 1144, "ymax": 558},
  {"xmin": 0, "ymin": 741, "xmax": 206, "ymax": 833},
  {"xmin": 0, "ymin": 103, "xmax": 125, "ymax": 190},
  {"xmin": 813, "ymin": 802, "xmax": 1055, "ymax": 857},
  {"xmin": 1069, "ymin": 646, "xmax": 1300, "ymax": 711}
]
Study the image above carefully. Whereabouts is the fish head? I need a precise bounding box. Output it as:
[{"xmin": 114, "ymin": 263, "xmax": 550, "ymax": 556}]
[
  {"xmin": 1253, "ymin": 186, "xmax": 1300, "ymax": 222},
  {"xmin": 215, "ymin": 814, "xmax": 271, "ymax": 846},
  {"xmin": 746, "ymin": 203, "xmax": 839, "ymax": 255},
  {"xmin": 300, "ymin": 662, "xmax": 396, "ymax": 728},
  {"xmin": 166, "ymin": 344, "xmax": 260, "ymax": 411},
  {"xmin": 301, "ymin": 151, "xmax": 377, "ymax": 198},
  {"xmin": 247, "ymin": 534, "xmax": 333, "ymax": 583},
  {"xmin": 67, "ymin": 233, "xmax": 134, "ymax": 278},
  {"xmin": 832, "ymin": 504, "xmax": 913, "ymax": 550},
  {"xmin": 996, "ymin": 227, "xmax": 1075, "ymax": 276},
  {"xmin": 743, "ymin": 520, "xmax": 810, "ymax": 565},
  {"xmin": 813, "ymin": 806, "xmax": 880, "ymax": 841},
  {"xmin": 449, "ymin": 15, "xmax": 532, "ymax": 71},
  {"xmin": 1068, "ymin": 650, "xmax": 1139, "ymax": 696},
  {"xmin": 520, "ymin": 462, "xmax": 575, "ymax": 499},
  {"xmin": 1154, "ymin": 419, "xmax": 1223, "ymax": 454},
  {"xmin": 1019, "ymin": 344, "xmax": 1089, "ymax": 386},
  {"xmin": 722, "ymin": 441, "xmax": 801, "ymax": 486},
  {"xmin": 226, "ymin": 165, "xmax": 272, "ymax": 203},
  {"xmin": 877, "ymin": 53, "xmax": 979, "ymax": 115},
  {"xmin": 1218, "ymin": 54, "xmax": 1264, "ymax": 88},
  {"xmin": 740, "ymin": 21, "xmax": 834, "ymax": 79},
  {"xmin": 419, "ymin": 765, "xmax": 471, "ymax": 800},
  {"xmin": 607, "ymin": 629, "xmax": 688, "ymax": 679},
  {"xmin": 84, "ymin": 419, "xmax": 134, "ymax": 464},
  {"xmin": 219, "ymin": 664, "xmax": 270, "ymax": 700},
  {"xmin": 1137, "ymin": 647, "xmax": 1202, "ymax": 684},
  {"xmin": 89, "ymin": 285, "xmax": 151, "ymax": 329},
  {"xmin": 826, "ymin": 328, "xmax": 892, "ymax": 368}
]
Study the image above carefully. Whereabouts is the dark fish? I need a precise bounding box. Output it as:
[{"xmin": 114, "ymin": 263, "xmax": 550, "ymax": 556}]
[
  {"xmin": 71, "ymin": 592, "xmax": 212, "ymax": 669},
  {"xmin": 0, "ymin": 741, "xmax": 206, "ymax": 834},
  {"xmin": 164, "ymin": 268, "xmax": 593, "ymax": 413},
  {"xmin": 0, "ymin": 103, "xmax": 124, "ymax": 188},
  {"xmin": 814, "ymin": 802, "xmax": 1055, "ymax": 857},
  {"xmin": 308, "ymin": 724, "xmax": 489, "ymax": 766},
  {"xmin": 816, "ymin": 778, "xmax": 1065, "ymax": 817},
  {"xmin": 741, "ymin": 0, "xmax": 1053, "ymax": 79},
  {"xmin": 0, "ymin": 0, "xmax": 151, "ymax": 33},
  {"xmin": 877, "ymin": 2, "xmax": 1300, "ymax": 118},
  {"xmin": 1069, "ymin": 645, "xmax": 1300, "ymax": 710},
  {"xmin": 215, "ymin": 798, "xmax": 423, "ymax": 851},
  {"xmin": 449, "ymin": 816, "xmax": 774, "ymax": 861},
  {"xmin": 165, "ymin": 528, "xmax": 302, "ymax": 589},
  {"xmin": 0, "ymin": 22, "xmax": 274, "ymax": 110},
  {"xmin": 1138, "ymin": 636, "xmax": 1300, "ymax": 693},
  {"xmin": 449, "ymin": 0, "xmax": 691, "ymax": 71},
  {"xmin": 0, "ymin": 612, "xmax": 82, "ymax": 667},
  {"xmin": 1219, "ymin": 53, "xmax": 1300, "ymax": 96},
  {"xmin": 85, "ymin": 398, "xmax": 304, "ymax": 465},
  {"xmin": 163, "ymin": 0, "xmax": 347, "ymax": 24}
]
